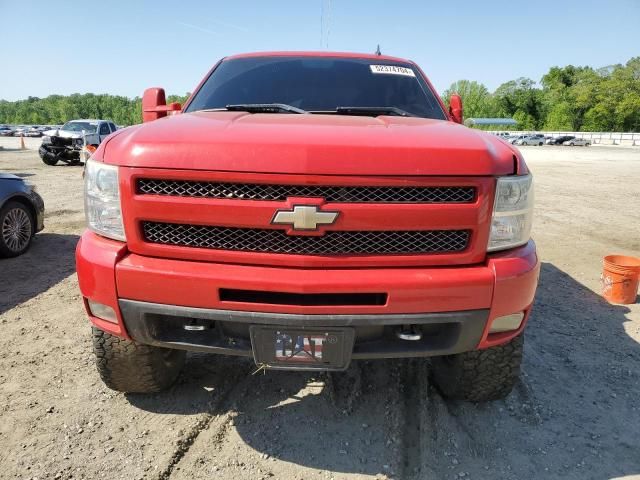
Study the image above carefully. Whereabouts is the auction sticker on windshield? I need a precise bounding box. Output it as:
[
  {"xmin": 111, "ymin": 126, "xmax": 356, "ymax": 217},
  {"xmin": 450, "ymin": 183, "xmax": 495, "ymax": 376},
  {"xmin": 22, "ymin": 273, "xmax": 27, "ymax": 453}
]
[{"xmin": 369, "ymin": 65, "xmax": 416, "ymax": 77}]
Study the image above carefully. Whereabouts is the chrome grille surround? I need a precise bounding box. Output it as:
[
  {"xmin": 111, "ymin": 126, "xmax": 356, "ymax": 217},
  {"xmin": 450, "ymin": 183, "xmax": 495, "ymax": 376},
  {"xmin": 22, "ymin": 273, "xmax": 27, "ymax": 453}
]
[{"xmin": 142, "ymin": 222, "xmax": 470, "ymax": 255}]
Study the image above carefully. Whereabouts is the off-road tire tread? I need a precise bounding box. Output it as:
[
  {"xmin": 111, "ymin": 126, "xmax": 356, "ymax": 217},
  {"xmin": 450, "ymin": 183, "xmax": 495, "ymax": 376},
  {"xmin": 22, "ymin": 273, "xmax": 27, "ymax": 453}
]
[
  {"xmin": 431, "ymin": 334, "xmax": 523, "ymax": 402},
  {"xmin": 92, "ymin": 327, "xmax": 185, "ymax": 393}
]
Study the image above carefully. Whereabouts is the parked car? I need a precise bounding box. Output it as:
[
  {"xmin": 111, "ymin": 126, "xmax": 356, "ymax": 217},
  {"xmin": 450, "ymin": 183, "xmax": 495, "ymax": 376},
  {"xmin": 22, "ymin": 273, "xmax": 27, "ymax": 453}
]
[
  {"xmin": 509, "ymin": 134, "xmax": 527, "ymax": 144},
  {"xmin": 515, "ymin": 134, "xmax": 545, "ymax": 146},
  {"xmin": 0, "ymin": 173, "xmax": 45, "ymax": 257},
  {"xmin": 546, "ymin": 135, "xmax": 575, "ymax": 145},
  {"xmin": 563, "ymin": 138, "xmax": 590, "ymax": 146},
  {"xmin": 23, "ymin": 127, "xmax": 44, "ymax": 137},
  {"xmin": 12, "ymin": 126, "xmax": 29, "ymax": 136},
  {"xmin": 77, "ymin": 51, "xmax": 539, "ymax": 401},
  {"xmin": 0, "ymin": 126, "xmax": 15, "ymax": 137},
  {"xmin": 39, "ymin": 119, "xmax": 118, "ymax": 165}
]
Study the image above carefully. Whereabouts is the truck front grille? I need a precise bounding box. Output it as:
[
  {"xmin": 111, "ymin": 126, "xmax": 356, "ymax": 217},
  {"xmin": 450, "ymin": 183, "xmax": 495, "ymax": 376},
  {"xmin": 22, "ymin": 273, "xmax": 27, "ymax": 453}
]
[
  {"xmin": 142, "ymin": 222, "xmax": 470, "ymax": 255},
  {"xmin": 137, "ymin": 179, "xmax": 476, "ymax": 204}
]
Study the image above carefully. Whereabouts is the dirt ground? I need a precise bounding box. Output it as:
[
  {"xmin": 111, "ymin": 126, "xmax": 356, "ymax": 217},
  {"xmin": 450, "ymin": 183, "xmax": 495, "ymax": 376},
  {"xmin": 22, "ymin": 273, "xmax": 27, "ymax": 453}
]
[{"xmin": 0, "ymin": 140, "xmax": 639, "ymax": 480}]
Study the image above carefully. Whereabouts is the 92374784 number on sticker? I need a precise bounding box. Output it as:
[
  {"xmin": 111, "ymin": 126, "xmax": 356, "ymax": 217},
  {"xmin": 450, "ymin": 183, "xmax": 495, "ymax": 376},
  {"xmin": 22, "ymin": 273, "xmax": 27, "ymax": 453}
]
[{"xmin": 369, "ymin": 64, "xmax": 416, "ymax": 77}]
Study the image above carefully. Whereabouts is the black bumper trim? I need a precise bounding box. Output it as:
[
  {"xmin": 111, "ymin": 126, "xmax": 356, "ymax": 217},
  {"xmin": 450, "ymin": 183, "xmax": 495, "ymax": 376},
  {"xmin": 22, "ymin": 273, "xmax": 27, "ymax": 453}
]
[{"xmin": 119, "ymin": 299, "xmax": 488, "ymax": 360}]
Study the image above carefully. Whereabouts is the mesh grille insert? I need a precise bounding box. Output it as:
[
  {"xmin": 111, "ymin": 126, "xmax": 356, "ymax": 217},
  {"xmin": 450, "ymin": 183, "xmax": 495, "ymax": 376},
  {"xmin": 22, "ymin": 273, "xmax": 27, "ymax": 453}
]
[
  {"xmin": 137, "ymin": 179, "xmax": 476, "ymax": 203},
  {"xmin": 142, "ymin": 222, "xmax": 470, "ymax": 256}
]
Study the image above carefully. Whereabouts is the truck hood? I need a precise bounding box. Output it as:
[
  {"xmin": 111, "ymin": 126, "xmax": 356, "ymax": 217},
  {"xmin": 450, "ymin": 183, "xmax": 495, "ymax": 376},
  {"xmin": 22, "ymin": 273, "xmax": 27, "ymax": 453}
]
[
  {"xmin": 43, "ymin": 129, "xmax": 99, "ymax": 139},
  {"xmin": 103, "ymin": 111, "xmax": 518, "ymax": 176}
]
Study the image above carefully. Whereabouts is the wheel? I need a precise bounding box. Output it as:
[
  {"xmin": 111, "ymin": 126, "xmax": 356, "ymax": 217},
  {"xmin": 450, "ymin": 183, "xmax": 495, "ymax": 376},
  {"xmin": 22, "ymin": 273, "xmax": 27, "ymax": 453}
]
[
  {"xmin": 92, "ymin": 327, "xmax": 186, "ymax": 393},
  {"xmin": 0, "ymin": 201, "xmax": 35, "ymax": 257},
  {"xmin": 39, "ymin": 148, "xmax": 59, "ymax": 166},
  {"xmin": 569, "ymin": 142, "xmax": 575, "ymax": 146},
  {"xmin": 538, "ymin": 142, "xmax": 543, "ymax": 146},
  {"xmin": 430, "ymin": 334, "xmax": 523, "ymax": 402}
]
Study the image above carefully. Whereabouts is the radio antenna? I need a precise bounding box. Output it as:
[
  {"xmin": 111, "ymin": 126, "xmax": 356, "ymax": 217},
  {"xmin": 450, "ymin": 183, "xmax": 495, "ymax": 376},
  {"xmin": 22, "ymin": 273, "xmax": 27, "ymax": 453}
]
[
  {"xmin": 326, "ymin": 0, "xmax": 331, "ymax": 48},
  {"xmin": 320, "ymin": 0, "xmax": 324, "ymax": 48},
  {"xmin": 320, "ymin": 0, "xmax": 332, "ymax": 49}
]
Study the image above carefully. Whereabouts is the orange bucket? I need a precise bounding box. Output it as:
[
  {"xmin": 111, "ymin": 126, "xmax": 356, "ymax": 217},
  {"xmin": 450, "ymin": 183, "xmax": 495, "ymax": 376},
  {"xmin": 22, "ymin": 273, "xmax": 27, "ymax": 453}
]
[{"xmin": 602, "ymin": 255, "xmax": 640, "ymax": 304}]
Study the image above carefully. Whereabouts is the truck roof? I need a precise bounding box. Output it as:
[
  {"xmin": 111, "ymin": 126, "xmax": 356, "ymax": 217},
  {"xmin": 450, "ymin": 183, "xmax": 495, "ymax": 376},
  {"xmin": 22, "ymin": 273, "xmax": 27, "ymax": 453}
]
[{"xmin": 225, "ymin": 51, "xmax": 413, "ymax": 64}]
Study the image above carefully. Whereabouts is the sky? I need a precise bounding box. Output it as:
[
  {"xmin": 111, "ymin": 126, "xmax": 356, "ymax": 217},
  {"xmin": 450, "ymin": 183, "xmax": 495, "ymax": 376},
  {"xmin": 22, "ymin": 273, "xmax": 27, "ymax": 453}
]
[{"xmin": 1, "ymin": 0, "xmax": 639, "ymax": 101}]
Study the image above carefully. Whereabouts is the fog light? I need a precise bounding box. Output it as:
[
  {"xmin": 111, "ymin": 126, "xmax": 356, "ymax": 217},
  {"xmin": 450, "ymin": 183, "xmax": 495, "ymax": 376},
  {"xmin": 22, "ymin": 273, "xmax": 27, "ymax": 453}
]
[
  {"xmin": 489, "ymin": 312, "xmax": 524, "ymax": 333},
  {"xmin": 87, "ymin": 299, "xmax": 117, "ymax": 323}
]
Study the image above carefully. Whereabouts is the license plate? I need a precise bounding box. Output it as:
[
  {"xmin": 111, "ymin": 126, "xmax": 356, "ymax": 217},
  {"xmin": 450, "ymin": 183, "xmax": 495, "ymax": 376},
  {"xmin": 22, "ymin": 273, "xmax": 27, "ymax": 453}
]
[{"xmin": 250, "ymin": 327, "xmax": 354, "ymax": 371}]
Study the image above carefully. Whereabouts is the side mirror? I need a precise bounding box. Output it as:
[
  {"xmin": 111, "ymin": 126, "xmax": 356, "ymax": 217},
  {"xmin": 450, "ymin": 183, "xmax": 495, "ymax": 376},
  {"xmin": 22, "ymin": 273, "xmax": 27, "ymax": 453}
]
[
  {"xmin": 449, "ymin": 94, "xmax": 463, "ymax": 124},
  {"xmin": 142, "ymin": 87, "xmax": 181, "ymax": 123}
]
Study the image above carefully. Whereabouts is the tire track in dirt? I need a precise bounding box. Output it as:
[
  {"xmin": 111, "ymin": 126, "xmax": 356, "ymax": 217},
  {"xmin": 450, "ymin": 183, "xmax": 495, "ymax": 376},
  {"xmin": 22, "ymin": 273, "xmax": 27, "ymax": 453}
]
[
  {"xmin": 400, "ymin": 359, "xmax": 422, "ymax": 479},
  {"xmin": 156, "ymin": 360, "xmax": 254, "ymax": 479},
  {"xmin": 167, "ymin": 359, "xmax": 407, "ymax": 479}
]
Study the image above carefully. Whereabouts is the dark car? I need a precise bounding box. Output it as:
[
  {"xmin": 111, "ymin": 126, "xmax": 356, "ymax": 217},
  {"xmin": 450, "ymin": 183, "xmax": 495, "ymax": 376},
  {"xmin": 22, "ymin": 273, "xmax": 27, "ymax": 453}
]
[
  {"xmin": 546, "ymin": 135, "xmax": 575, "ymax": 145},
  {"xmin": 0, "ymin": 173, "xmax": 45, "ymax": 257}
]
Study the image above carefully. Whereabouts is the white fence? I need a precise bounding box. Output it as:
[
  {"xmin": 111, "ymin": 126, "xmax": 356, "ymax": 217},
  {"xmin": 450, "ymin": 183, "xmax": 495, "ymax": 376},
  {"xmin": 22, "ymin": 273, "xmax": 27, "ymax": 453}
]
[{"xmin": 489, "ymin": 131, "xmax": 640, "ymax": 146}]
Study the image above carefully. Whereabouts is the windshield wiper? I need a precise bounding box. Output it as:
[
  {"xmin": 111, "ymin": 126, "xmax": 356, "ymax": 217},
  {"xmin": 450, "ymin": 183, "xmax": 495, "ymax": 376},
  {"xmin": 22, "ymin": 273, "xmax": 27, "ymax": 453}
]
[
  {"xmin": 334, "ymin": 106, "xmax": 414, "ymax": 117},
  {"xmin": 224, "ymin": 103, "xmax": 307, "ymax": 114}
]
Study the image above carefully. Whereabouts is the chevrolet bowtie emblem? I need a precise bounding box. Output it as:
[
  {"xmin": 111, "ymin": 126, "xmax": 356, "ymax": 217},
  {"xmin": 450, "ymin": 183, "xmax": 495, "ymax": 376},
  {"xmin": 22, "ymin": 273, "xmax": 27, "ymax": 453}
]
[{"xmin": 271, "ymin": 205, "xmax": 339, "ymax": 231}]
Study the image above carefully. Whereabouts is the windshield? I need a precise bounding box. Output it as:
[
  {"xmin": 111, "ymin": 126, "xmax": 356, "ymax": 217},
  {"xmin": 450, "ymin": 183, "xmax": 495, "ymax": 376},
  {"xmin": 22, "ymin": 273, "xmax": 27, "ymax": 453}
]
[
  {"xmin": 61, "ymin": 121, "xmax": 98, "ymax": 133},
  {"xmin": 185, "ymin": 56, "xmax": 447, "ymax": 120}
]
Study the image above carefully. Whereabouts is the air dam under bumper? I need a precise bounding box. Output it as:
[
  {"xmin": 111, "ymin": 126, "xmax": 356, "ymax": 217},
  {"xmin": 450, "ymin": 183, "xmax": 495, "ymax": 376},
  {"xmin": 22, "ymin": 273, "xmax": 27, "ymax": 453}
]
[{"xmin": 76, "ymin": 231, "xmax": 539, "ymax": 355}]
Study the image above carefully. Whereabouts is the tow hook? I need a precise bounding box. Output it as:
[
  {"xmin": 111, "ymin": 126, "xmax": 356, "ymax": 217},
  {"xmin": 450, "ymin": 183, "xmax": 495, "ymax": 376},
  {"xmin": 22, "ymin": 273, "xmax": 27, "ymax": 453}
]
[
  {"xmin": 183, "ymin": 320, "xmax": 206, "ymax": 331},
  {"xmin": 395, "ymin": 325, "xmax": 422, "ymax": 341}
]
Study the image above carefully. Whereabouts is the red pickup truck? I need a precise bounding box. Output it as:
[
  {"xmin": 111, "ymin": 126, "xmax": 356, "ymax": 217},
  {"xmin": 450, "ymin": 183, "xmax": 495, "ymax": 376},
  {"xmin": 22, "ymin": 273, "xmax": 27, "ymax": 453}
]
[{"xmin": 76, "ymin": 52, "xmax": 538, "ymax": 401}]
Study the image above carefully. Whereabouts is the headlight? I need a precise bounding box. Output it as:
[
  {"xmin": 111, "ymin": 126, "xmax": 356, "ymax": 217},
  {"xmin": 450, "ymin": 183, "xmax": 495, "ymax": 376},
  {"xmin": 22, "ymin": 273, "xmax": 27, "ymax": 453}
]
[
  {"xmin": 487, "ymin": 174, "xmax": 534, "ymax": 252},
  {"xmin": 41, "ymin": 136, "xmax": 51, "ymax": 144},
  {"xmin": 84, "ymin": 159, "xmax": 125, "ymax": 241}
]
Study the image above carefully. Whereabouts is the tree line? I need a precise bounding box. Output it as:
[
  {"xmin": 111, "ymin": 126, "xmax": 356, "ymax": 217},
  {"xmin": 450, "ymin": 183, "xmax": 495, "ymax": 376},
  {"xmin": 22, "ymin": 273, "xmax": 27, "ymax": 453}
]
[
  {"xmin": 0, "ymin": 93, "xmax": 190, "ymax": 126},
  {"xmin": 1, "ymin": 57, "xmax": 639, "ymax": 131},
  {"xmin": 443, "ymin": 57, "xmax": 640, "ymax": 132}
]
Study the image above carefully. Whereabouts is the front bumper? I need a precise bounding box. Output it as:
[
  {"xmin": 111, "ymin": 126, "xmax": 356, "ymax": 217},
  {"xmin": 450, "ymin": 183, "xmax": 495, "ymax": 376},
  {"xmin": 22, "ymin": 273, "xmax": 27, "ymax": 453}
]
[
  {"xmin": 39, "ymin": 145, "xmax": 81, "ymax": 161},
  {"xmin": 76, "ymin": 231, "xmax": 539, "ymax": 357},
  {"xmin": 120, "ymin": 299, "xmax": 489, "ymax": 359}
]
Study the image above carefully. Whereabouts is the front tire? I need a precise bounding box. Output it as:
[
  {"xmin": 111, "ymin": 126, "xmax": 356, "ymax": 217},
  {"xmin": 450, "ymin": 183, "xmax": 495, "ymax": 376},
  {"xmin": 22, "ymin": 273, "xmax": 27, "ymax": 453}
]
[
  {"xmin": 0, "ymin": 201, "xmax": 34, "ymax": 257},
  {"xmin": 39, "ymin": 148, "xmax": 59, "ymax": 166},
  {"xmin": 430, "ymin": 334, "xmax": 523, "ymax": 402},
  {"xmin": 92, "ymin": 327, "xmax": 186, "ymax": 393}
]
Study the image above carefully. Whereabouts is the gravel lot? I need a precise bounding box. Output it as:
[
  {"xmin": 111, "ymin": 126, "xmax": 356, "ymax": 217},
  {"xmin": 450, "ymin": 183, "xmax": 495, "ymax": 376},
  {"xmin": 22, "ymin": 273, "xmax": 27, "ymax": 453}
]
[{"xmin": 0, "ymin": 139, "xmax": 639, "ymax": 480}]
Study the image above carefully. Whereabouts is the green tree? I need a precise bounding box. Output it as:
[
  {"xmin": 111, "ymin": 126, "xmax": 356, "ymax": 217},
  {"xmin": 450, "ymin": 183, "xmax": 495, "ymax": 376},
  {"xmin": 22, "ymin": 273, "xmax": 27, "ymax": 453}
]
[
  {"xmin": 544, "ymin": 102, "xmax": 574, "ymax": 130},
  {"xmin": 442, "ymin": 80, "xmax": 497, "ymax": 119},
  {"xmin": 493, "ymin": 78, "xmax": 545, "ymax": 129},
  {"xmin": 0, "ymin": 92, "xmax": 191, "ymax": 126}
]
